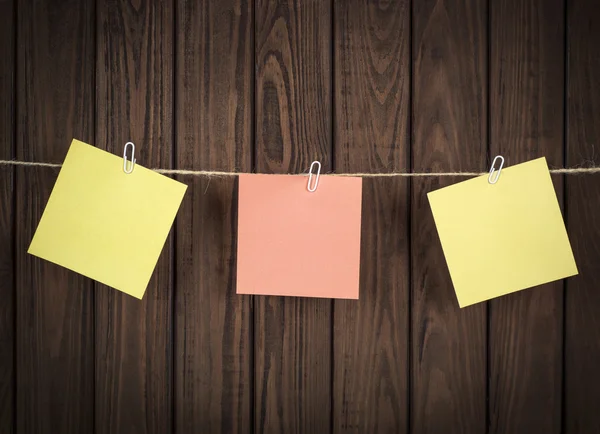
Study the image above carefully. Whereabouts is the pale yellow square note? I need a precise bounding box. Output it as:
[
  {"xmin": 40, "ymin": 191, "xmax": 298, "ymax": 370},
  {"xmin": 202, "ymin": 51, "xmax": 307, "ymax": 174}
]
[
  {"xmin": 428, "ymin": 157, "xmax": 577, "ymax": 307},
  {"xmin": 28, "ymin": 139, "xmax": 187, "ymax": 299}
]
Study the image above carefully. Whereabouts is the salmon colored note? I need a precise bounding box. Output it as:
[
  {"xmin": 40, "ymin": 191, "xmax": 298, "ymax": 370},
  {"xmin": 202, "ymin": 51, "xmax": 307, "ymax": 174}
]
[
  {"xmin": 428, "ymin": 157, "xmax": 578, "ymax": 307},
  {"xmin": 236, "ymin": 173, "xmax": 363, "ymax": 299},
  {"xmin": 28, "ymin": 139, "xmax": 187, "ymax": 299}
]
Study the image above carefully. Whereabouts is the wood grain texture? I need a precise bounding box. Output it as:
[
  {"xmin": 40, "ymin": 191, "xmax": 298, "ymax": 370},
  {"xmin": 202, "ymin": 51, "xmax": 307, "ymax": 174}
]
[
  {"xmin": 0, "ymin": 0, "xmax": 14, "ymax": 431},
  {"xmin": 254, "ymin": 0, "xmax": 332, "ymax": 431},
  {"xmin": 15, "ymin": 0, "xmax": 95, "ymax": 432},
  {"xmin": 7, "ymin": 1, "xmax": 600, "ymax": 431},
  {"xmin": 565, "ymin": 0, "xmax": 600, "ymax": 432},
  {"xmin": 411, "ymin": 0, "xmax": 488, "ymax": 432},
  {"xmin": 174, "ymin": 0, "xmax": 253, "ymax": 432},
  {"xmin": 332, "ymin": 0, "xmax": 409, "ymax": 432},
  {"xmin": 95, "ymin": 0, "xmax": 173, "ymax": 432},
  {"xmin": 488, "ymin": 0, "xmax": 565, "ymax": 432}
]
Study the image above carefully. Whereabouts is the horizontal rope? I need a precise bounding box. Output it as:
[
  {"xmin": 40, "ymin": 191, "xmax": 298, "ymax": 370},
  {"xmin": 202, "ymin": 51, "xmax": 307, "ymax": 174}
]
[{"xmin": 1, "ymin": 159, "xmax": 600, "ymax": 177}]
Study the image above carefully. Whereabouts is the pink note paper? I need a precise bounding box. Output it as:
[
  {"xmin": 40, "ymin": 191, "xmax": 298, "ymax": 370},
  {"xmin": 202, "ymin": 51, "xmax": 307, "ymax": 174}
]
[{"xmin": 236, "ymin": 174, "xmax": 363, "ymax": 299}]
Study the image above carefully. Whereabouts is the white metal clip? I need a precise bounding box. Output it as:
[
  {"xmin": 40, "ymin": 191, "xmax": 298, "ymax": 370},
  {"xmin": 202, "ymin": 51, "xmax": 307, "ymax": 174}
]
[
  {"xmin": 488, "ymin": 155, "xmax": 504, "ymax": 184},
  {"xmin": 307, "ymin": 161, "xmax": 321, "ymax": 192},
  {"xmin": 123, "ymin": 142, "xmax": 136, "ymax": 174}
]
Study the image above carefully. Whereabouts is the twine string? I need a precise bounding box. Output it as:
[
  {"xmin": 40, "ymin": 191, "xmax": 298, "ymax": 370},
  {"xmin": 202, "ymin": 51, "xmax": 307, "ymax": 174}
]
[{"xmin": 1, "ymin": 159, "xmax": 600, "ymax": 177}]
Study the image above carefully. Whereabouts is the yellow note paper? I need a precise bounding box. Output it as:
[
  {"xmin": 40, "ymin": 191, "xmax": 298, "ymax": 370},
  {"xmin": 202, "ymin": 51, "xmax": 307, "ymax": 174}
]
[
  {"xmin": 428, "ymin": 157, "xmax": 577, "ymax": 307},
  {"xmin": 28, "ymin": 139, "xmax": 187, "ymax": 299}
]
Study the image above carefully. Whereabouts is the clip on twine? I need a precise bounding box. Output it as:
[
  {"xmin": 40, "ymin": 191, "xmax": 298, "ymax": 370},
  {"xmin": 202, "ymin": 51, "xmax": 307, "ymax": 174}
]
[
  {"xmin": 123, "ymin": 142, "xmax": 136, "ymax": 174},
  {"xmin": 307, "ymin": 161, "xmax": 321, "ymax": 192},
  {"xmin": 488, "ymin": 155, "xmax": 504, "ymax": 184}
]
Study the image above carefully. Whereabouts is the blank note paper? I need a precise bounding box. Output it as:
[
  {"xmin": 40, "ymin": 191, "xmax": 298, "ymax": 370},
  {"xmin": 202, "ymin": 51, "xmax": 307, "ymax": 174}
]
[
  {"xmin": 236, "ymin": 174, "xmax": 363, "ymax": 299},
  {"xmin": 28, "ymin": 139, "xmax": 187, "ymax": 299},
  {"xmin": 428, "ymin": 157, "xmax": 578, "ymax": 307}
]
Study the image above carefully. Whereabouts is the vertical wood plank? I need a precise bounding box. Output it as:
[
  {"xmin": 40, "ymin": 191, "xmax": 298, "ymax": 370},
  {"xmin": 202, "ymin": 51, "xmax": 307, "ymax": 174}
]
[
  {"xmin": 411, "ymin": 0, "xmax": 488, "ymax": 432},
  {"xmin": 488, "ymin": 0, "xmax": 565, "ymax": 432},
  {"xmin": 174, "ymin": 0, "xmax": 253, "ymax": 432},
  {"xmin": 0, "ymin": 0, "xmax": 14, "ymax": 431},
  {"xmin": 332, "ymin": 0, "xmax": 409, "ymax": 432},
  {"xmin": 254, "ymin": 0, "xmax": 332, "ymax": 431},
  {"xmin": 95, "ymin": 0, "xmax": 174, "ymax": 432},
  {"xmin": 16, "ymin": 0, "xmax": 95, "ymax": 432},
  {"xmin": 565, "ymin": 0, "xmax": 600, "ymax": 431}
]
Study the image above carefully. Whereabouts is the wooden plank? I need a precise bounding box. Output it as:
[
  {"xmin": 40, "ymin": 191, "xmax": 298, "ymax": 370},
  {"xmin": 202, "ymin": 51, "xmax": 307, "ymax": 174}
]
[
  {"xmin": 565, "ymin": 0, "xmax": 600, "ymax": 432},
  {"xmin": 254, "ymin": 0, "xmax": 332, "ymax": 431},
  {"xmin": 411, "ymin": 0, "xmax": 488, "ymax": 432},
  {"xmin": 0, "ymin": 0, "xmax": 14, "ymax": 431},
  {"xmin": 488, "ymin": 0, "xmax": 565, "ymax": 432},
  {"xmin": 95, "ymin": 0, "xmax": 174, "ymax": 432},
  {"xmin": 174, "ymin": 0, "xmax": 253, "ymax": 432},
  {"xmin": 332, "ymin": 0, "xmax": 409, "ymax": 432},
  {"xmin": 15, "ymin": 0, "xmax": 95, "ymax": 432}
]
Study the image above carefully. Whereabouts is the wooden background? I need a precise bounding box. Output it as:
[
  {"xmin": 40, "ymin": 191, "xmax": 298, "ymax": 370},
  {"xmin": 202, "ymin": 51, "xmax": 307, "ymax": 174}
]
[{"xmin": 0, "ymin": 0, "xmax": 599, "ymax": 432}]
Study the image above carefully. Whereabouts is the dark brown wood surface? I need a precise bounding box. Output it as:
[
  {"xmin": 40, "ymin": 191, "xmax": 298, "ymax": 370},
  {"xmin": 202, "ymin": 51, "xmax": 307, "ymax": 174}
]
[
  {"xmin": 333, "ymin": 0, "xmax": 409, "ymax": 432},
  {"xmin": 174, "ymin": 0, "xmax": 253, "ymax": 432},
  {"xmin": 254, "ymin": 1, "xmax": 332, "ymax": 432},
  {"xmin": 95, "ymin": 0, "xmax": 174, "ymax": 432},
  {"xmin": 0, "ymin": 0, "xmax": 14, "ymax": 431},
  {"xmin": 565, "ymin": 0, "xmax": 600, "ymax": 432},
  {"xmin": 489, "ymin": 0, "xmax": 565, "ymax": 432},
  {"xmin": 2, "ymin": 0, "xmax": 600, "ymax": 432},
  {"xmin": 411, "ymin": 0, "xmax": 488, "ymax": 433},
  {"xmin": 15, "ymin": 0, "xmax": 95, "ymax": 432}
]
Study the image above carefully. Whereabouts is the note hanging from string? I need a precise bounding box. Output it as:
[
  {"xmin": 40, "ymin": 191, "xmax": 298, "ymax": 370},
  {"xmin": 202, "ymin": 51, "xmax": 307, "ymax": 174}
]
[
  {"xmin": 428, "ymin": 157, "xmax": 578, "ymax": 308},
  {"xmin": 28, "ymin": 139, "xmax": 187, "ymax": 299},
  {"xmin": 236, "ymin": 172, "xmax": 363, "ymax": 299}
]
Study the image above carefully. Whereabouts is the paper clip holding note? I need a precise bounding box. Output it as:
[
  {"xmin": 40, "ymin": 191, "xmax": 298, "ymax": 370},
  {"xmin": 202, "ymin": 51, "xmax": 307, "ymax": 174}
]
[
  {"xmin": 488, "ymin": 155, "xmax": 504, "ymax": 184},
  {"xmin": 123, "ymin": 142, "xmax": 136, "ymax": 174},
  {"xmin": 307, "ymin": 161, "xmax": 321, "ymax": 192}
]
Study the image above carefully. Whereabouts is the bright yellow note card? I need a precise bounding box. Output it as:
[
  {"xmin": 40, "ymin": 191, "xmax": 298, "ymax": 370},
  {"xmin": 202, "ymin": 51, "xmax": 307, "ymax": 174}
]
[
  {"xmin": 28, "ymin": 139, "xmax": 187, "ymax": 299},
  {"xmin": 428, "ymin": 157, "xmax": 577, "ymax": 307}
]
